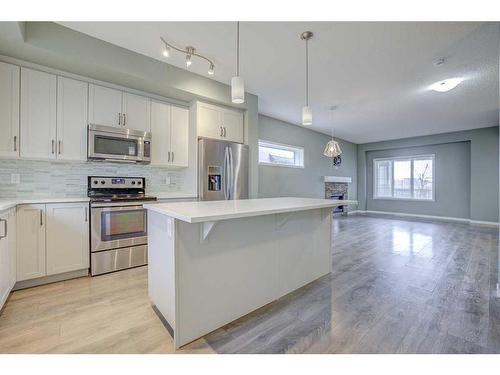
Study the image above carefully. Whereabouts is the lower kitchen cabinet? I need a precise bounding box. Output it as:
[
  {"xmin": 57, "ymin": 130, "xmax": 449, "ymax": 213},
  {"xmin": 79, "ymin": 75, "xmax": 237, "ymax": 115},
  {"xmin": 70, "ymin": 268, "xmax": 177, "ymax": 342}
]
[
  {"xmin": 46, "ymin": 203, "xmax": 89, "ymax": 275},
  {"xmin": 16, "ymin": 202, "xmax": 89, "ymax": 283},
  {"xmin": 0, "ymin": 207, "xmax": 16, "ymax": 310},
  {"xmin": 16, "ymin": 204, "xmax": 46, "ymax": 281}
]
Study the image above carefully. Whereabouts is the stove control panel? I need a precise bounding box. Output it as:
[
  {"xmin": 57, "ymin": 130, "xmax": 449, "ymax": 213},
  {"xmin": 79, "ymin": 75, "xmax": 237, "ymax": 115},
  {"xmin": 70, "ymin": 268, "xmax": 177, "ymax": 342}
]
[{"xmin": 89, "ymin": 177, "xmax": 144, "ymax": 189}]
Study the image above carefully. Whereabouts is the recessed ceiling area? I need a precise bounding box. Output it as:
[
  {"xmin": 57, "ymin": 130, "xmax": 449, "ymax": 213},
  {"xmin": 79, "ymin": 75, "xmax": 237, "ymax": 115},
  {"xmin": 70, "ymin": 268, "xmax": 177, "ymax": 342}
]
[{"xmin": 59, "ymin": 22, "xmax": 499, "ymax": 144}]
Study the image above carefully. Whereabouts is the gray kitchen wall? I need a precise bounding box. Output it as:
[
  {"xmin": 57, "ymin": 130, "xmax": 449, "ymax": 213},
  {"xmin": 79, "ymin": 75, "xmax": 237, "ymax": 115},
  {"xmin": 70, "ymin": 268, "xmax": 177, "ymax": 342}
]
[
  {"xmin": 357, "ymin": 126, "xmax": 499, "ymax": 223},
  {"xmin": 0, "ymin": 22, "xmax": 259, "ymax": 198},
  {"xmin": 0, "ymin": 159, "xmax": 187, "ymax": 198},
  {"xmin": 366, "ymin": 142, "xmax": 471, "ymax": 219},
  {"xmin": 258, "ymin": 115, "xmax": 357, "ymax": 205}
]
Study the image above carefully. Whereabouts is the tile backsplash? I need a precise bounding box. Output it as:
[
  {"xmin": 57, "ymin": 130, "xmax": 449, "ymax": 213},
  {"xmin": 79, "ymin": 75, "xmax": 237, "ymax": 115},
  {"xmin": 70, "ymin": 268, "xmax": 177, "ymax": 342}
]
[{"xmin": 0, "ymin": 159, "xmax": 189, "ymax": 198}]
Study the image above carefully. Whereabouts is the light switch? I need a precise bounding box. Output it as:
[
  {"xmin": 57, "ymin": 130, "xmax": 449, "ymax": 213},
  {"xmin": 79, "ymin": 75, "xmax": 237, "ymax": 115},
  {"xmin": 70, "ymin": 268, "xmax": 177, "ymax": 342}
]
[{"xmin": 165, "ymin": 176, "xmax": 171, "ymax": 185}]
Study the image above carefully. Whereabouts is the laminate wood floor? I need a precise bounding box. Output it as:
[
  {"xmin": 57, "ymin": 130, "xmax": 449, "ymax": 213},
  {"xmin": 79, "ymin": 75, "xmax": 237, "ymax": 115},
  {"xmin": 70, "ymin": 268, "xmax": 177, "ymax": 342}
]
[{"xmin": 1, "ymin": 214, "xmax": 499, "ymax": 354}]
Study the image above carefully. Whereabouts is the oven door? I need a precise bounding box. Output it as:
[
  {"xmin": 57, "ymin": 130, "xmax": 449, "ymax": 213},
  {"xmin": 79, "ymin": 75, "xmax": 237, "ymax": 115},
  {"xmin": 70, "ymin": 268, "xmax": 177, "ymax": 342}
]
[
  {"xmin": 88, "ymin": 126, "xmax": 147, "ymax": 163},
  {"xmin": 91, "ymin": 204, "xmax": 148, "ymax": 252}
]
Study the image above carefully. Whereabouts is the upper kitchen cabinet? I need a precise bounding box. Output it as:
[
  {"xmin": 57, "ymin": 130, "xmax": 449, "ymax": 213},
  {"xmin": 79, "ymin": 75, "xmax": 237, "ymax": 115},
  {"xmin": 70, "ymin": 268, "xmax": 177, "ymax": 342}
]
[
  {"xmin": 20, "ymin": 68, "xmax": 57, "ymax": 160},
  {"xmin": 151, "ymin": 100, "xmax": 189, "ymax": 167},
  {"xmin": 57, "ymin": 77, "xmax": 88, "ymax": 161},
  {"xmin": 0, "ymin": 62, "xmax": 20, "ymax": 159},
  {"xmin": 88, "ymin": 84, "xmax": 123, "ymax": 128},
  {"xmin": 194, "ymin": 101, "xmax": 244, "ymax": 143},
  {"xmin": 122, "ymin": 92, "xmax": 151, "ymax": 132},
  {"xmin": 88, "ymin": 84, "xmax": 151, "ymax": 132}
]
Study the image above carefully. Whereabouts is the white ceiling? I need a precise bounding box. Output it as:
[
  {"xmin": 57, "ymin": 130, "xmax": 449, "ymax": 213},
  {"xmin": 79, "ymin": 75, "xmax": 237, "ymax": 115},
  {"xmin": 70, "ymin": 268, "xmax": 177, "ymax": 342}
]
[{"xmin": 59, "ymin": 22, "xmax": 499, "ymax": 143}]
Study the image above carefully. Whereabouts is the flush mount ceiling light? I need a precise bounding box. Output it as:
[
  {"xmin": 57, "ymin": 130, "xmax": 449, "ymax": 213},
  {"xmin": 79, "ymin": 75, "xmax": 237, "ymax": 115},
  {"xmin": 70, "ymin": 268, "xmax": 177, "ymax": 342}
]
[
  {"xmin": 429, "ymin": 77, "xmax": 464, "ymax": 92},
  {"xmin": 301, "ymin": 31, "xmax": 313, "ymax": 126},
  {"xmin": 323, "ymin": 106, "xmax": 342, "ymax": 161},
  {"xmin": 160, "ymin": 37, "xmax": 215, "ymax": 76},
  {"xmin": 231, "ymin": 22, "xmax": 245, "ymax": 104}
]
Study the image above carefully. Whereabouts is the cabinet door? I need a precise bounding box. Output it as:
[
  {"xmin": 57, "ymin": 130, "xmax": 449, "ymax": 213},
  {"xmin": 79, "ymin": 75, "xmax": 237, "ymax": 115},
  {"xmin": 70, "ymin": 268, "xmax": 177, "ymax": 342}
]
[
  {"xmin": 150, "ymin": 100, "xmax": 171, "ymax": 166},
  {"xmin": 46, "ymin": 203, "xmax": 89, "ymax": 275},
  {"xmin": 0, "ymin": 62, "xmax": 20, "ymax": 158},
  {"xmin": 0, "ymin": 211, "xmax": 9, "ymax": 309},
  {"xmin": 7, "ymin": 208, "xmax": 16, "ymax": 289},
  {"xmin": 222, "ymin": 108, "xmax": 244, "ymax": 143},
  {"xmin": 122, "ymin": 92, "xmax": 151, "ymax": 132},
  {"xmin": 16, "ymin": 204, "xmax": 46, "ymax": 281},
  {"xmin": 57, "ymin": 77, "xmax": 88, "ymax": 161},
  {"xmin": 170, "ymin": 106, "xmax": 189, "ymax": 167},
  {"xmin": 197, "ymin": 102, "xmax": 223, "ymax": 140},
  {"xmin": 20, "ymin": 68, "xmax": 57, "ymax": 160},
  {"xmin": 88, "ymin": 84, "xmax": 123, "ymax": 127}
]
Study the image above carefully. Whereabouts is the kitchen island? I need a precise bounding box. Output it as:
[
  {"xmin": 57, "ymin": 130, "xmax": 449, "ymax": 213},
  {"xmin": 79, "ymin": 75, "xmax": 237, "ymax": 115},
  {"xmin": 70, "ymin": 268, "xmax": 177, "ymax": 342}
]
[{"xmin": 144, "ymin": 197, "xmax": 357, "ymax": 348}]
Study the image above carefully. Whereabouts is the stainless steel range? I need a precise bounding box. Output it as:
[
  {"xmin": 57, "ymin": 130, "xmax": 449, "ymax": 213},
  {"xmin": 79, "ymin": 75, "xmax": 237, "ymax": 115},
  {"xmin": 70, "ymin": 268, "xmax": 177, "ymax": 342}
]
[{"xmin": 88, "ymin": 176, "xmax": 157, "ymax": 276}]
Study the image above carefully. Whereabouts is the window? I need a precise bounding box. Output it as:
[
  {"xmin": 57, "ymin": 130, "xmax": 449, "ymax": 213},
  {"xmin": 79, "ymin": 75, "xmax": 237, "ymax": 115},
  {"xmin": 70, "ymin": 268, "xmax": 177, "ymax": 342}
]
[
  {"xmin": 374, "ymin": 155, "xmax": 434, "ymax": 201},
  {"xmin": 258, "ymin": 140, "xmax": 304, "ymax": 168}
]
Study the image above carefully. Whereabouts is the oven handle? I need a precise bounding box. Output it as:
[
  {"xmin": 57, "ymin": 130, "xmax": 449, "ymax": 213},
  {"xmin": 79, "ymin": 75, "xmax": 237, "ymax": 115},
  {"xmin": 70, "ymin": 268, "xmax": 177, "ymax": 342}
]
[{"xmin": 90, "ymin": 204, "xmax": 146, "ymax": 210}]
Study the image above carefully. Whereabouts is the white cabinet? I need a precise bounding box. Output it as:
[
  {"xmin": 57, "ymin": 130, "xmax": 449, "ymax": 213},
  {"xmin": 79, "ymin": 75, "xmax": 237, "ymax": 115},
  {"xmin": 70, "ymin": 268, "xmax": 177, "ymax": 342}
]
[
  {"xmin": 46, "ymin": 203, "xmax": 89, "ymax": 275},
  {"xmin": 151, "ymin": 100, "xmax": 189, "ymax": 167},
  {"xmin": 57, "ymin": 77, "xmax": 88, "ymax": 161},
  {"xmin": 0, "ymin": 62, "xmax": 20, "ymax": 158},
  {"xmin": 16, "ymin": 202, "xmax": 89, "ymax": 282},
  {"xmin": 195, "ymin": 101, "xmax": 244, "ymax": 143},
  {"xmin": 122, "ymin": 92, "xmax": 151, "ymax": 132},
  {"xmin": 20, "ymin": 68, "xmax": 57, "ymax": 160},
  {"xmin": 0, "ymin": 208, "xmax": 16, "ymax": 310},
  {"xmin": 16, "ymin": 204, "xmax": 46, "ymax": 282},
  {"xmin": 89, "ymin": 84, "xmax": 151, "ymax": 131},
  {"xmin": 88, "ymin": 84, "xmax": 123, "ymax": 128}
]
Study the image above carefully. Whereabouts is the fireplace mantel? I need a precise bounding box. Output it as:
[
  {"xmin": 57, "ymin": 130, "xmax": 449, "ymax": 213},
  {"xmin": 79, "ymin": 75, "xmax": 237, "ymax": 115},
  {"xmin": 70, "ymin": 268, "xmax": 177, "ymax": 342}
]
[{"xmin": 324, "ymin": 176, "xmax": 352, "ymax": 183}]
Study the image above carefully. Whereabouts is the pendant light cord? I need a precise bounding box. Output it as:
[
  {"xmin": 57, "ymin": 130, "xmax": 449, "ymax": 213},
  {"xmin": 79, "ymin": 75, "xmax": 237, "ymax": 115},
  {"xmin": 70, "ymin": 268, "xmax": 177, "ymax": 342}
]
[
  {"xmin": 236, "ymin": 21, "xmax": 240, "ymax": 77},
  {"xmin": 305, "ymin": 38, "xmax": 309, "ymax": 106}
]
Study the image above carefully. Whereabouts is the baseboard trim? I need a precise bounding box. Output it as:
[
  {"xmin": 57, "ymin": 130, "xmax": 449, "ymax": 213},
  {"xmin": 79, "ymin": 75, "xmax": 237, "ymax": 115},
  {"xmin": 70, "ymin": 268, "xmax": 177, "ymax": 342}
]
[
  {"xmin": 13, "ymin": 269, "xmax": 89, "ymax": 291},
  {"xmin": 355, "ymin": 210, "xmax": 499, "ymax": 227}
]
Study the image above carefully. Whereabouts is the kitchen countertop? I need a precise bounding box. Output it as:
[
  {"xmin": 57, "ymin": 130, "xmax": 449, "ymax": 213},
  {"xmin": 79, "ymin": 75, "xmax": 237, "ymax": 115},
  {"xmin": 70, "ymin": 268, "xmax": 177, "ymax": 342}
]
[
  {"xmin": 0, "ymin": 197, "xmax": 90, "ymax": 212},
  {"xmin": 154, "ymin": 192, "xmax": 198, "ymax": 200},
  {"xmin": 144, "ymin": 197, "xmax": 358, "ymax": 223}
]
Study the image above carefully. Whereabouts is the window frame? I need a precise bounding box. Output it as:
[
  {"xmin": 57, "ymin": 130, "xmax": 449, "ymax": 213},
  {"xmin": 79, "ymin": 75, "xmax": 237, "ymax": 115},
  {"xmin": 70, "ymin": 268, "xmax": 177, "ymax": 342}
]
[
  {"xmin": 258, "ymin": 139, "xmax": 305, "ymax": 169},
  {"xmin": 373, "ymin": 154, "xmax": 435, "ymax": 202}
]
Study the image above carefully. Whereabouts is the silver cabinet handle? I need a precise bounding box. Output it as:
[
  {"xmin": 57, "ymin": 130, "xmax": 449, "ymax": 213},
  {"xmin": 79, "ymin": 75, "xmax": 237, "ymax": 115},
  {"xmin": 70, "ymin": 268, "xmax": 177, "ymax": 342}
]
[
  {"xmin": 168, "ymin": 151, "xmax": 170, "ymax": 162},
  {"xmin": 0, "ymin": 219, "xmax": 7, "ymax": 239},
  {"xmin": 223, "ymin": 127, "xmax": 226, "ymax": 137},
  {"xmin": 58, "ymin": 140, "xmax": 62, "ymax": 155},
  {"xmin": 118, "ymin": 113, "xmax": 122, "ymax": 125},
  {"xmin": 85, "ymin": 207, "xmax": 88, "ymax": 222},
  {"xmin": 172, "ymin": 152, "xmax": 174, "ymax": 163},
  {"xmin": 220, "ymin": 126, "xmax": 223, "ymax": 137},
  {"xmin": 40, "ymin": 209, "xmax": 43, "ymax": 226},
  {"xmin": 123, "ymin": 113, "xmax": 126, "ymax": 126},
  {"xmin": 13, "ymin": 136, "xmax": 17, "ymax": 152},
  {"xmin": 51, "ymin": 140, "xmax": 55, "ymax": 154}
]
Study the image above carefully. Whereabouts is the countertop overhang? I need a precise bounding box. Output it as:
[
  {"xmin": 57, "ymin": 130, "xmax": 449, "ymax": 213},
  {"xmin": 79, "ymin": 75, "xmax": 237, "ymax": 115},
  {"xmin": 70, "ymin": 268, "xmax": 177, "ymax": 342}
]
[{"xmin": 144, "ymin": 197, "xmax": 358, "ymax": 223}]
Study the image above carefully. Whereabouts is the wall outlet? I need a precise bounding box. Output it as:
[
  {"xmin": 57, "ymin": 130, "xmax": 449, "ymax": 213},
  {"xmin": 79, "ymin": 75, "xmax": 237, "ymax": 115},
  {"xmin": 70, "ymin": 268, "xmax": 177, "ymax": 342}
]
[
  {"xmin": 11, "ymin": 173, "xmax": 20, "ymax": 184},
  {"xmin": 165, "ymin": 176, "xmax": 171, "ymax": 185}
]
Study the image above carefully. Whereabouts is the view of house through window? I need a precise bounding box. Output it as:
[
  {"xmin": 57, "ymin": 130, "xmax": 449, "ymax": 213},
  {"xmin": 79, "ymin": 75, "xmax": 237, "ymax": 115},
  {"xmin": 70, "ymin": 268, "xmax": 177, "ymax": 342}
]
[
  {"xmin": 374, "ymin": 155, "xmax": 434, "ymax": 200},
  {"xmin": 258, "ymin": 140, "xmax": 304, "ymax": 168}
]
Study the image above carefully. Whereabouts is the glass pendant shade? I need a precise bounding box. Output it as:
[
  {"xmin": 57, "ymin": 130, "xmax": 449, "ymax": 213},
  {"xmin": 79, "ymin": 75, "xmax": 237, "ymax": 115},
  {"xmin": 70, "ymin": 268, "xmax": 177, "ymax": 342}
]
[
  {"xmin": 302, "ymin": 106, "xmax": 312, "ymax": 125},
  {"xmin": 323, "ymin": 139, "xmax": 342, "ymax": 158},
  {"xmin": 231, "ymin": 76, "xmax": 245, "ymax": 104}
]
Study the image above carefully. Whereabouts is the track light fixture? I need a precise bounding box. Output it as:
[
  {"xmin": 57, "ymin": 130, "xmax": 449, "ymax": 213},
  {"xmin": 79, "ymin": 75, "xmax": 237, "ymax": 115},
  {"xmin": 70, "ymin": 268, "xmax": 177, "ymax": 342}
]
[{"xmin": 160, "ymin": 37, "xmax": 215, "ymax": 76}]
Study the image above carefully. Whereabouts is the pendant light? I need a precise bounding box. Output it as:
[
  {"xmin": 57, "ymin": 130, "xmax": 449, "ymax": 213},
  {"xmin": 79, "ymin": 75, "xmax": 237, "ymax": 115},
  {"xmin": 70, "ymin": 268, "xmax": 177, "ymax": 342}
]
[
  {"xmin": 323, "ymin": 106, "xmax": 342, "ymax": 159},
  {"xmin": 301, "ymin": 31, "xmax": 313, "ymax": 125},
  {"xmin": 231, "ymin": 22, "xmax": 245, "ymax": 104}
]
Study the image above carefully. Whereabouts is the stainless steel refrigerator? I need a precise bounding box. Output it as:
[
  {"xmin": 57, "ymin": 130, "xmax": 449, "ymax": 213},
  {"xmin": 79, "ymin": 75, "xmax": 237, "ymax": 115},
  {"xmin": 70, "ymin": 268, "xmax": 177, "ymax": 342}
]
[{"xmin": 198, "ymin": 137, "xmax": 249, "ymax": 201}]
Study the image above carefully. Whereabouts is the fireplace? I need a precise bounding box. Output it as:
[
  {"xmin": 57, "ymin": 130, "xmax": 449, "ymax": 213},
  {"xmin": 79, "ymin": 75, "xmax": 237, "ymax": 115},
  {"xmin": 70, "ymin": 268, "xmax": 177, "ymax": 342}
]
[{"xmin": 324, "ymin": 176, "xmax": 351, "ymax": 216}]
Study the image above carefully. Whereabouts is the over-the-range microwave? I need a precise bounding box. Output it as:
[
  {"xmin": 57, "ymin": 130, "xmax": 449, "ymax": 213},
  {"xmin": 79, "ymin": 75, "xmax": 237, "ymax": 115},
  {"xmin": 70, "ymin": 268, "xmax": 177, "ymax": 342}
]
[{"xmin": 87, "ymin": 124, "xmax": 151, "ymax": 164}]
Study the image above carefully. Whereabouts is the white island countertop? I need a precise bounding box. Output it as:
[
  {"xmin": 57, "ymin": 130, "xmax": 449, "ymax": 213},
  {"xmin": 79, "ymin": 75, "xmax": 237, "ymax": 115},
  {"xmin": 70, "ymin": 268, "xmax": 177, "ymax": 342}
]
[{"xmin": 144, "ymin": 197, "xmax": 357, "ymax": 223}]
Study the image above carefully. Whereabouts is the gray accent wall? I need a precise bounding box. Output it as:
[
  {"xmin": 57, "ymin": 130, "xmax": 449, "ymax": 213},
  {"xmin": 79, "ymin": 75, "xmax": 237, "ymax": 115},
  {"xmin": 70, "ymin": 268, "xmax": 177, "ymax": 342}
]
[
  {"xmin": 357, "ymin": 126, "xmax": 499, "ymax": 223},
  {"xmin": 366, "ymin": 142, "xmax": 471, "ymax": 219},
  {"xmin": 258, "ymin": 115, "xmax": 357, "ymax": 205}
]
